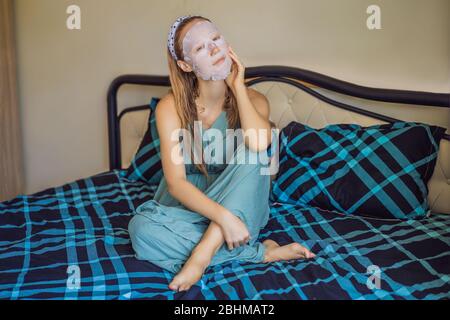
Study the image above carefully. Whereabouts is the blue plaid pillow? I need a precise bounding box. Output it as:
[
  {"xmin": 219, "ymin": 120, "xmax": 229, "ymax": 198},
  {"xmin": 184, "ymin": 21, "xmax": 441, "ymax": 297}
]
[
  {"xmin": 270, "ymin": 121, "xmax": 446, "ymax": 220},
  {"xmin": 124, "ymin": 97, "xmax": 163, "ymax": 185}
]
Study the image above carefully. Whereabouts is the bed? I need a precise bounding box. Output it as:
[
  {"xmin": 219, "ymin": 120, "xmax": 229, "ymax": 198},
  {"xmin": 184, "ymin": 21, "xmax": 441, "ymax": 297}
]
[{"xmin": 1, "ymin": 66, "xmax": 449, "ymax": 300}]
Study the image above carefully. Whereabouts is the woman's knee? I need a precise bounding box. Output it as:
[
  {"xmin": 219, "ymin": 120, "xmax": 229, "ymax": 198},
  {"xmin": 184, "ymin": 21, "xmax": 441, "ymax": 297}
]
[
  {"xmin": 128, "ymin": 214, "xmax": 146, "ymax": 240},
  {"xmin": 128, "ymin": 214, "xmax": 196, "ymax": 262},
  {"xmin": 128, "ymin": 215, "xmax": 163, "ymax": 259},
  {"xmin": 129, "ymin": 215, "xmax": 148, "ymax": 246}
]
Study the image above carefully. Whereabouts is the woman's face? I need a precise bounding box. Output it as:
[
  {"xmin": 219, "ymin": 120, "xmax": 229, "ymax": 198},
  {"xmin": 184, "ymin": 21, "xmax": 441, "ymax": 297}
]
[{"xmin": 182, "ymin": 20, "xmax": 232, "ymax": 81}]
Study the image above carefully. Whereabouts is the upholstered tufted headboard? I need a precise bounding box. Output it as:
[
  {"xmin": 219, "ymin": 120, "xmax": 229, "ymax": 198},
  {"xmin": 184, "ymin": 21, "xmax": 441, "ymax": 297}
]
[{"xmin": 107, "ymin": 66, "xmax": 450, "ymax": 214}]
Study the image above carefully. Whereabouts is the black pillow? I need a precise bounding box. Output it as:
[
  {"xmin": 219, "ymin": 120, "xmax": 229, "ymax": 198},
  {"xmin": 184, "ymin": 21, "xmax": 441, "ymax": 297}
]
[
  {"xmin": 270, "ymin": 121, "xmax": 446, "ymax": 220},
  {"xmin": 124, "ymin": 97, "xmax": 163, "ymax": 185}
]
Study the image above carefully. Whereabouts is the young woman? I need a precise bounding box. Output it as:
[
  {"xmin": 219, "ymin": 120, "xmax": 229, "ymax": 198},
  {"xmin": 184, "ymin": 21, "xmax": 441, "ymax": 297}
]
[{"xmin": 128, "ymin": 15, "xmax": 315, "ymax": 293}]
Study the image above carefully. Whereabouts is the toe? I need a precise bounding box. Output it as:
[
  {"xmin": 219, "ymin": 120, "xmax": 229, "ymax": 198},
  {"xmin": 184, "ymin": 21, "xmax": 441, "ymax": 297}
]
[
  {"xmin": 291, "ymin": 243, "xmax": 312, "ymax": 259},
  {"xmin": 169, "ymin": 284, "xmax": 178, "ymax": 291},
  {"xmin": 300, "ymin": 248, "xmax": 310, "ymax": 258},
  {"xmin": 169, "ymin": 279, "xmax": 181, "ymax": 291},
  {"xmin": 303, "ymin": 248, "xmax": 315, "ymax": 259},
  {"xmin": 180, "ymin": 284, "xmax": 190, "ymax": 292}
]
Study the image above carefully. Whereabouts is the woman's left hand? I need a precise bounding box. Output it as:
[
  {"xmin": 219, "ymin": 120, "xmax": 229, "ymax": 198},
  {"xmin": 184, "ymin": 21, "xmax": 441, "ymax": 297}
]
[{"xmin": 225, "ymin": 46, "xmax": 246, "ymax": 93}]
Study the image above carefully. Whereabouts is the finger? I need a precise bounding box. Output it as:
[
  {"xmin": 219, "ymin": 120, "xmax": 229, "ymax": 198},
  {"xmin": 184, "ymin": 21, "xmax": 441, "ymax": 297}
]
[
  {"xmin": 231, "ymin": 64, "xmax": 238, "ymax": 75},
  {"xmin": 230, "ymin": 54, "xmax": 244, "ymax": 72},
  {"xmin": 233, "ymin": 241, "xmax": 240, "ymax": 249},
  {"xmin": 227, "ymin": 241, "xmax": 233, "ymax": 250},
  {"xmin": 229, "ymin": 52, "xmax": 241, "ymax": 67},
  {"xmin": 228, "ymin": 51, "xmax": 237, "ymax": 63},
  {"xmin": 227, "ymin": 55, "xmax": 236, "ymax": 69},
  {"xmin": 228, "ymin": 48, "xmax": 239, "ymax": 62},
  {"xmin": 229, "ymin": 48, "xmax": 243, "ymax": 66}
]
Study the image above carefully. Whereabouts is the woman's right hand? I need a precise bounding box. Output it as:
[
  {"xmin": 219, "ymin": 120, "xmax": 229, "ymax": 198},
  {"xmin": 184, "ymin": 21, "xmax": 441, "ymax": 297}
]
[{"xmin": 218, "ymin": 209, "xmax": 251, "ymax": 250}]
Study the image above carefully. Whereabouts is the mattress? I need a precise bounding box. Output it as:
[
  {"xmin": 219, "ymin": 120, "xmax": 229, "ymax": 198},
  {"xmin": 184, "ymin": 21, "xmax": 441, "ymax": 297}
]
[{"xmin": 0, "ymin": 170, "xmax": 449, "ymax": 300}]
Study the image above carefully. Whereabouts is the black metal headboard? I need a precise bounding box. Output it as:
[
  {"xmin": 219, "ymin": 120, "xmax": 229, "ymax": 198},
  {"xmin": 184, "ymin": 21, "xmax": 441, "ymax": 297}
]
[{"xmin": 107, "ymin": 65, "xmax": 450, "ymax": 171}]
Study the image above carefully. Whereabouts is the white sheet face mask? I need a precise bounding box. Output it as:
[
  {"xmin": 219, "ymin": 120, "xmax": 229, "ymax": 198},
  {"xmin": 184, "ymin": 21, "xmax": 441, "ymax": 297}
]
[{"xmin": 182, "ymin": 20, "xmax": 232, "ymax": 81}]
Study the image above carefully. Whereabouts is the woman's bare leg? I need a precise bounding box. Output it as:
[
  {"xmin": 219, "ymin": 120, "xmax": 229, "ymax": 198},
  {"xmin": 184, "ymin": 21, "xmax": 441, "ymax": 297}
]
[
  {"xmin": 168, "ymin": 222, "xmax": 315, "ymax": 292},
  {"xmin": 261, "ymin": 239, "xmax": 315, "ymax": 262},
  {"xmin": 168, "ymin": 221, "xmax": 224, "ymax": 292}
]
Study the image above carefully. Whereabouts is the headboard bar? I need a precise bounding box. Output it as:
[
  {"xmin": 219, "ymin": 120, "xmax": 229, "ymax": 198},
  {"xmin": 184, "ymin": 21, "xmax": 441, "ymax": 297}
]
[
  {"xmin": 246, "ymin": 66, "xmax": 450, "ymax": 107},
  {"xmin": 107, "ymin": 65, "xmax": 450, "ymax": 170},
  {"xmin": 247, "ymin": 76, "xmax": 402, "ymax": 123}
]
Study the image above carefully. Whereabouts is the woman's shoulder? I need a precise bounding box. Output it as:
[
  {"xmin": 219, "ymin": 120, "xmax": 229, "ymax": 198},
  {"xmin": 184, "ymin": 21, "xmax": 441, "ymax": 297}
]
[
  {"xmin": 155, "ymin": 93, "xmax": 178, "ymax": 120},
  {"xmin": 154, "ymin": 93, "xmax": 182, "ymax": 131},
  {"xmin": 156, "ymin": 92, "xmax": 175, "ymax": 109}
]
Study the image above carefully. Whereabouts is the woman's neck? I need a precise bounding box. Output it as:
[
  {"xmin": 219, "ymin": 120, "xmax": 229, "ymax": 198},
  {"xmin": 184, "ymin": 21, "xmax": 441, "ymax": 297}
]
[{"xmin": 196, "ymin": 79, "xmax": 227, "ymax": 111}]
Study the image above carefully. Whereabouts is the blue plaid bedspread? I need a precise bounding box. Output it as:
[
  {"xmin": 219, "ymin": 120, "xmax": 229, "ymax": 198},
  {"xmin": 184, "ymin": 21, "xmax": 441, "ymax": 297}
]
[{"xmin": 1, "ymin": 170, "xmax": 449, "ymax": 300}]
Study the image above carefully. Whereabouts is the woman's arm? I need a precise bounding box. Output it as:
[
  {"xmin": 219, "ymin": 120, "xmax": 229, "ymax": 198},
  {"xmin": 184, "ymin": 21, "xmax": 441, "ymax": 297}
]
[
  {"xmin": 226, "ymin": 46, "xmax": 274, "ymax": 152},
  {"xmin": 235, "ymin": 86, "xmax": 275, "ymax": 152},
  {"xmin": 155, "ymin": 94, "xmax": 250, "ymax": 249}
]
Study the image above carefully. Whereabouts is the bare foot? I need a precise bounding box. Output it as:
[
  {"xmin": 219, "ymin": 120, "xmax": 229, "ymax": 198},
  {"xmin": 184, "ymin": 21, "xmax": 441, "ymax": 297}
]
[
  {"xmin": 262, "ymin": 239, "xmax": 316, "ymax": 263},
  {"xmin": 263, "ymin": 239, "xmax": 279, "ymax": 249},
  {"xmin": 168, "ymin": 254, "xmax": 210, "ymax": 292}
]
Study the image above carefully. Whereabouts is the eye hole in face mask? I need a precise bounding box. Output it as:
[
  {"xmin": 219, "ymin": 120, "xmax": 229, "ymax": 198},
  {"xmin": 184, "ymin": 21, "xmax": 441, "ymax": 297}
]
[{"xmin": 194, "ymin": 34, "xmax": 222, "ymax": 53}]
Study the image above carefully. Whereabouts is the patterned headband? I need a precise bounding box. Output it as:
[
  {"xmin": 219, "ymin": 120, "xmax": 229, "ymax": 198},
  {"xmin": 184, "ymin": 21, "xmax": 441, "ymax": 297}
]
[{"xmin": 167, "ymin": 15, "xmax": 193, "ymax": 61}]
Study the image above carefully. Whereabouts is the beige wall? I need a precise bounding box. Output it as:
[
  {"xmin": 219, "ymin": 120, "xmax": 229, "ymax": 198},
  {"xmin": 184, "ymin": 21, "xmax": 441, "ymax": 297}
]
[{"xmin": 13, "ymin": 0, "xmax": 449, "ymax": 195}]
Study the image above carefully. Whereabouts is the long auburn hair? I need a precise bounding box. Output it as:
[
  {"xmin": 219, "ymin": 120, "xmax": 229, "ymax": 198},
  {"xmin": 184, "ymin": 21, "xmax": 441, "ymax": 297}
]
[{"xmin": 167, "ymin": 15, "xmax": 240, "ymax": 181}]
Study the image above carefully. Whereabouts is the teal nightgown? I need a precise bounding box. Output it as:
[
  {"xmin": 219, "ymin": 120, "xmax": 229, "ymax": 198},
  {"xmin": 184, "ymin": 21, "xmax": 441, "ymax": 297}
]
[{"xmin": 128, "ymin": 110, "xmax": 272, "ymax": 274}]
